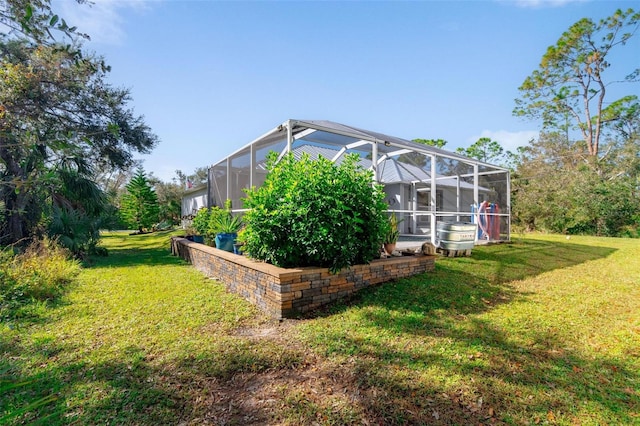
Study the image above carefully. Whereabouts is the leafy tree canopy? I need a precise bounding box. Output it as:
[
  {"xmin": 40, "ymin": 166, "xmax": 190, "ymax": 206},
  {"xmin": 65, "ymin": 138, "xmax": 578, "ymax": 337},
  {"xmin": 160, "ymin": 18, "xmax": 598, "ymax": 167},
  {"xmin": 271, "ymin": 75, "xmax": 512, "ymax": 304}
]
[
  {"xmin": 174, "ymin": 167, "xmax": 208, "ymax": 189},
  {"xmin": 514, "ymin": 8, "xmax": 640, "ymax": 158},
  {"xmin": 0, "ymin": 0, "xmax": 87, "ymax": 43},
  {"xmin": 0, "ymin": 1, "xmax": 158, "ymax": 244},
  {"xmin": 412, "ymin": 138, "xmax": 447, "ymax": 148},
  {"xmin": 456, "ymin": 137, "xmax": 507, "ymax": 165},
  {"xmin": 510, "ymin": 8, "xmax": 640, "ymax": 237},
  {"xmin": 511, "ymin": 132, "xmax": 639, "ymax": 236}
]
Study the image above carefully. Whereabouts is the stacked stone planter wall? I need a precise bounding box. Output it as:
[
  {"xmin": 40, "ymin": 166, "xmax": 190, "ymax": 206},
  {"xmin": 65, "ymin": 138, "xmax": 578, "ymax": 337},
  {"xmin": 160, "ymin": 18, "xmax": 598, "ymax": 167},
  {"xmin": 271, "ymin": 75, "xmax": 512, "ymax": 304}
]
[{"xmin": 171, "ymin": 237, "xmax": 436, "ymax": 319}]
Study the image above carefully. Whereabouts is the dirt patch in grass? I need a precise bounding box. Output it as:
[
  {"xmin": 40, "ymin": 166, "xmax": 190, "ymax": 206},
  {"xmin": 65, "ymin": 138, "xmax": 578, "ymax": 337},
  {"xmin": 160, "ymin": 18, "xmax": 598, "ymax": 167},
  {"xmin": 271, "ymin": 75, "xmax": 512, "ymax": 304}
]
[
  {"xmin": 231, "ymin": 320, "xmax": 295, "ymax": 340},
  {"xmin": 176, "ymin": 330, "xmax": 362, "ymax": 425},
  {"xmin": 182, "ymin": 320, "xmax": 504, "ymax": 426}
]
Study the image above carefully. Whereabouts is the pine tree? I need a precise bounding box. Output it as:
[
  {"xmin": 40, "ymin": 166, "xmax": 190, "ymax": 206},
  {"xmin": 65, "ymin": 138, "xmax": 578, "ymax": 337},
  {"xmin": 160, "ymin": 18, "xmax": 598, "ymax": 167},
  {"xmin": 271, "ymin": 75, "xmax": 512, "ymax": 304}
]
[{"xmin": 120, "ymin": 167, "xmax": 160, "ymax": 232}]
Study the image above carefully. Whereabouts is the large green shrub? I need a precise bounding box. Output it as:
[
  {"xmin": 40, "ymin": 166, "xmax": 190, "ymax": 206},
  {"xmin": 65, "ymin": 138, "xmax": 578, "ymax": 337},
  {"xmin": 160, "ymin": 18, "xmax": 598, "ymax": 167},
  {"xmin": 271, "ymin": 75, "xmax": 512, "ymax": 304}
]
[
  {"xmin": 242, "ymin": 152, "xmax": 388, "ymax": 272},
  {"xmin": 48, "ymin": 205, "xmax": 102, "ymax": 256}
]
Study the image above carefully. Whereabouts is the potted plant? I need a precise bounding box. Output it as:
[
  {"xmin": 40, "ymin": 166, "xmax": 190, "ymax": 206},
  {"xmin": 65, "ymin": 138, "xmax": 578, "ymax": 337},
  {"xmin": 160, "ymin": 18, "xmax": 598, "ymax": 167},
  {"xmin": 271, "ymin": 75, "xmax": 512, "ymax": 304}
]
[
  {"xmin": 205, "ymin": 206, "xmax": 225, "ymax": 247},
  {"xmin": 184, "ymin": 225, "xmax": 198, "ymax": 242},
  {"xmin": 211, "ymin": 208, "xmax": 243, "ymax": 252},
  {"xmin": 233, "ymin": 227, "xmax": 246, "ymax": 255},
  {"xmin": 190, "ymin": 208, "xmax": 210, "ymax": 244},
  {"xmin": 383, "ymin": 213, "xmax": 403, "ymax": 254}
]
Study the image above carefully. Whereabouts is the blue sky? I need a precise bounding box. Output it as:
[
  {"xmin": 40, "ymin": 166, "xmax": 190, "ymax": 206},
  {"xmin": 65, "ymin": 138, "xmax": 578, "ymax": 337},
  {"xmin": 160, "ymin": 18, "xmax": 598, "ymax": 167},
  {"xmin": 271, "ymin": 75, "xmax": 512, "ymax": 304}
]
[{"xmin": 54, "ymin": 0, "xmax": 640, "ymax": 181}]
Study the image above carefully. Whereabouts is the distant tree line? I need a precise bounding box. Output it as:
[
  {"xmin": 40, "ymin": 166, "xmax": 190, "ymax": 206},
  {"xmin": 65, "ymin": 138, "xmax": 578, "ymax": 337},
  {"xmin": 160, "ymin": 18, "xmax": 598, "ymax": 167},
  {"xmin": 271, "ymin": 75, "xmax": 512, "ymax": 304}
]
[
  {"xmin": 416, "ymin": 9, "xmax": 640, "ymax": 237},
  {"xmin": 511, "ymin": 8, "xmax": 639, "ymax": 237}
]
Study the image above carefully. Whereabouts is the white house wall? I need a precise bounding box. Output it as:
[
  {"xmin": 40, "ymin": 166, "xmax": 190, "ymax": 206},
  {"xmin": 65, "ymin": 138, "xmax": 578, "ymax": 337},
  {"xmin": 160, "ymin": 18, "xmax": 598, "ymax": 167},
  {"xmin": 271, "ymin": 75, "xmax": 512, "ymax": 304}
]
[
  {"xmin": 181, "ymin": 187, "xmax": 208, "ymax": 228},
  {"xmin": 383, "ymin": 184, "xmax": 403, "ymax": 211}
]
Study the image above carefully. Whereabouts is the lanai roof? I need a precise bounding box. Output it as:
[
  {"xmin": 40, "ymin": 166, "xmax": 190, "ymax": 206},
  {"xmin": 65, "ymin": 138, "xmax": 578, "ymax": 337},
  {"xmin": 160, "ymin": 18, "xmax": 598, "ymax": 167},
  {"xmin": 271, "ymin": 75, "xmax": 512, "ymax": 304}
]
[
  {"xmin": 223, "ymin": 119, "xmax": 509, "ymax": 173},
  {"xmin": 285, "ymin": 120, "xmax": 506, "ymax": 170},
  {"xmin": 221, "ymin": 119, "xmax": 505, "ymax": 191},
  {"xmin": 283, "ymin": 143, "xmax": 482, "ymax": 190}
]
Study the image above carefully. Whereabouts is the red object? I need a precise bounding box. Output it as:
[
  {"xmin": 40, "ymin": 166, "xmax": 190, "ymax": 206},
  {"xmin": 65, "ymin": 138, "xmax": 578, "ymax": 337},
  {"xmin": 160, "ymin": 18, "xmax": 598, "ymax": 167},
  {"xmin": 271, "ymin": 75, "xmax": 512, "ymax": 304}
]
[{"xmin": 491, "ymin": 203, "xmax": 500, "ymax": 240}]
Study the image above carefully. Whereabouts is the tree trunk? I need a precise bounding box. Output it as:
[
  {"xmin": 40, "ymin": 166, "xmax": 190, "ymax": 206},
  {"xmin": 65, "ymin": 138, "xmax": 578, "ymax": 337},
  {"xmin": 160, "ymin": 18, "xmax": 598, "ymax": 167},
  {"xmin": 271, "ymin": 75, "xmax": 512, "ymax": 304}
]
[
  {"xmin": 0, "ymin": 137, "xmax": 28, "ymax": 243},
  {"xmin": 4, "ymin": 192, "xmax": 26, "ymax": 243}
]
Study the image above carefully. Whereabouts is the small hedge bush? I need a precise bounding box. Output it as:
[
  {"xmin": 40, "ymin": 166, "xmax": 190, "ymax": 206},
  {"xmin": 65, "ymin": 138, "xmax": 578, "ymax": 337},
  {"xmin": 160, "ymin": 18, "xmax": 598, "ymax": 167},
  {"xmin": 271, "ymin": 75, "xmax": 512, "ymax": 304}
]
[{"xmin": 242, "ymin": 152, "xmax": 388, "ymax": 272}]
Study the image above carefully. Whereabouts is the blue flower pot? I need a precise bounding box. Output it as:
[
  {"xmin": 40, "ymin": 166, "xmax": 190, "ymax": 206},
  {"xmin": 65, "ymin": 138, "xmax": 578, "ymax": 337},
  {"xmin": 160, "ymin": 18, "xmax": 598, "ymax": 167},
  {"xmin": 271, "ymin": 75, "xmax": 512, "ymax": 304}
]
[
  {"xmin": 192, "ymin": 235, "xmax": 204, "ymax": 244},
  {"xmin": 215, "ymin": 233, "xmax": 237, "ymax": 252}
]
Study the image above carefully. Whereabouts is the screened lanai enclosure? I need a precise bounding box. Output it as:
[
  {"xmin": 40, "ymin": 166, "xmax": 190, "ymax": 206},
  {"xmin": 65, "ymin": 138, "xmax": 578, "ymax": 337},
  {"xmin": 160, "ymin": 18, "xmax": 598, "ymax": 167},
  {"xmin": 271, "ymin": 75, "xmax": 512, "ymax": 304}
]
[{"xmin": 205, "ymin": 120, "xmax": 511, "ymax": 244}]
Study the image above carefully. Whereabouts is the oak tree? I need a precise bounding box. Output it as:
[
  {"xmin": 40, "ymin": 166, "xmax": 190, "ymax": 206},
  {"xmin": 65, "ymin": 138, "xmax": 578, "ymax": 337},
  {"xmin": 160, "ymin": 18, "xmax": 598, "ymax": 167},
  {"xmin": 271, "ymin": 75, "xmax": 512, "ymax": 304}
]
[{"xmin": 0, "ymin": 1, "xmax": 158, "ymax": 244}]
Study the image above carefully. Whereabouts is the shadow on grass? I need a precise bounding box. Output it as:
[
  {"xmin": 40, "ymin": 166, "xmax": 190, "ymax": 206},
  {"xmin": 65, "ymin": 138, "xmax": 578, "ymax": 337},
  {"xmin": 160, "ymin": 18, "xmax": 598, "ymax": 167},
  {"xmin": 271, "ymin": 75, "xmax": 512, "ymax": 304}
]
[
  {"xmin": 0, "ymin": 344, "xmax": 185, "ymax": 425},
  {"xmin": 2, "ymin": 237, "xmax": 633, "ymax": 425},
  {"xmin": 3, "ymin": 323, "xmax": 636, "ymax": 425},
  {"xmin": 309, "ymin": 238, "xmax": 617, "ymax": 322},
  {"xmin": 88, "ymin": 231, "xmax": 186, "ymax": 269},
  {"xmin": 469, "ymin": 238, "xmax": 618, "ymax": 285},
  {"xmin": 303, "ymin": 322, "xmax": 639, "ymax": 424},
  {"xmin": 0, "ymin": 336, "xmax": 303, "ymax": 425},
  {"xmin": 282, "ymin": 238, "xmax": 635, "ymax": 423},
  {"xmin": 0, "ymin": 279, "xmax": 77, "ymax": 327},
  {"xmin": 314, "ymin": 313, "xmax": 638, "ymax": 424}
]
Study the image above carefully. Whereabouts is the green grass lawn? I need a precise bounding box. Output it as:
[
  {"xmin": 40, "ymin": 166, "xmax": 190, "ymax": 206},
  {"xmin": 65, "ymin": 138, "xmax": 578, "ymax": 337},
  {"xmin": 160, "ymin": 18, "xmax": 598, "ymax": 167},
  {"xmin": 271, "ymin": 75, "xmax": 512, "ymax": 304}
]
[{"xmin": 1, "ymin": 231, "xmax": 638, "ymax": 425}]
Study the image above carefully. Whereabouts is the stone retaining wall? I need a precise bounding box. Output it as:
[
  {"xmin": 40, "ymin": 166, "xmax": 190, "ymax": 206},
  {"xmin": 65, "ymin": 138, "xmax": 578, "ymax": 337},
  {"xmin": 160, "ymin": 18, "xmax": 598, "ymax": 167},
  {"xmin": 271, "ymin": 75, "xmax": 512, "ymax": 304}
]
[{"xmin": 171, "ymin": 237, "xmax": 436, "ymax": 318}]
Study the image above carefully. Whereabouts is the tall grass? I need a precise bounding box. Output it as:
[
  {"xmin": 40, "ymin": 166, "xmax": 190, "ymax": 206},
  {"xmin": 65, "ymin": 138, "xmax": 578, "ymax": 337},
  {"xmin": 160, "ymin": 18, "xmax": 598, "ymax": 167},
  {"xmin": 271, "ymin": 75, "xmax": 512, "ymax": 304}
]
[{"xmin": 0, "ymin": 238, "xmax": 80, "ymax": 319}]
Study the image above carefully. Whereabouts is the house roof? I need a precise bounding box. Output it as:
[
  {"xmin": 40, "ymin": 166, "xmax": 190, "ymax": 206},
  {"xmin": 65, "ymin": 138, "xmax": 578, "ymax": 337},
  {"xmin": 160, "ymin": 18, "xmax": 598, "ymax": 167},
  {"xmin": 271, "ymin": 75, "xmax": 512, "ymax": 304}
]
[{"xmin": 183, "ymin": 183, "xmax": 207, "ymax": 195}]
